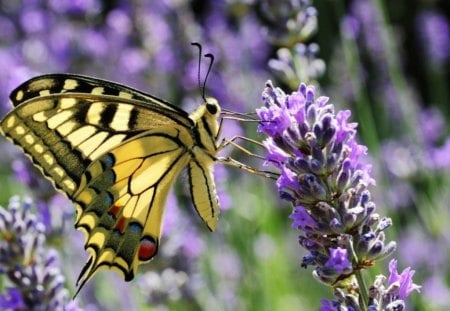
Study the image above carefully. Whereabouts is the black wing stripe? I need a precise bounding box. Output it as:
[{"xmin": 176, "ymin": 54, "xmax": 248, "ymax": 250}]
[
  {"xmin": 10, "ymin": 73, "xmax": 190, "ymax": 117},
  {"xmin": 16, "ymin": 93, "xmax": 193, "ymax": 130},
  {"xmin": 99, "ymin": 104, "xmax": 118, "ymax": 128}
]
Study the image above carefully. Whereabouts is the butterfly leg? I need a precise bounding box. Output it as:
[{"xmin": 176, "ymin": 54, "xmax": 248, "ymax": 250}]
[
  {"xmin": 217, "ymin": 135, "xmax": 266, "ymax": 160},
  {"xmin": 217, "ymin": 135, "xmax": 279, "ymax": 179},
  {"xmin": 217, "ymin": 156, "xmax": 279, "ymax": 180}
]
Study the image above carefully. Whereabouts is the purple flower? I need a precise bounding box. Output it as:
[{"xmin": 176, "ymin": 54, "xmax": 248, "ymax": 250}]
[
  {"xmin": 257, "ymin": 98, "xmax": 291, "ymax": 137},
  {"xmin": 277, "ymin": 166, "xmax": 300, "ymax": 194},
  {"xmin": 325, "ymin": 248, "xmax": 352, "ymax": 274},
  {"xmin": 0, "ymin": 288, "xmax": 25, "ymax": 310},
  {"xmin": 257, "ymin": 80, "xmax": 418, "ymax": 308},
  {"xmin": 319, "ymin": 299, "xmax": 337, "ymax": 311},
  {"xmin": 367, "ymin": 260, "xmax": 421, "ymax": 310},
  {"xmin": 388, "ymin": 259, "xmax": 421, "ymax": 300},
  {"xmin": 290, "ymin": 206, "xmax": 317, "ymax": 231},
  {"xmin": 0, "ymin": 197, "xmax": 82, "ymax": 310}
]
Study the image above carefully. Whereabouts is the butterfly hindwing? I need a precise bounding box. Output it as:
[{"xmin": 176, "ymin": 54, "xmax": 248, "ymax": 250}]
[{"xmin": 72, "ymin": 127, "xmax": 193, "ymax": 289}]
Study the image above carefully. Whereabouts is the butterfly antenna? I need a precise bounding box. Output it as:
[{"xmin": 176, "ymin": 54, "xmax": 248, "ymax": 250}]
[
  {"xmin": 203, "ymin": 53, "xmax": 214, "ymax": 100},
  {"xmin": 191, "ymin": 42, "xmax": 215, "ymax": 101},
  {"xmin": 191, "ymin": 42, "xmax": 203, "ymax": 98}
]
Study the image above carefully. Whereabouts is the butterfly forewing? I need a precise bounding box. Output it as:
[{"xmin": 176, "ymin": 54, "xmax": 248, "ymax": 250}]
[
  {"xmin": 0, "ymin": 74, "xmax": 222, "ymax": 293},
  {"xmin": 1, "ymin": 92, "xmax": 193, "ymax": 196},
  {"xmin": 10, "ymin": 74, "xmax": 188, "ymax": 116}
]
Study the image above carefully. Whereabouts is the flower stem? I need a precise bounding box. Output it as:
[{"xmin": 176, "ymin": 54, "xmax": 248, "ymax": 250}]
[{"xmin": 355, "ymin": 269, "xmax": 368, "ymax": 311}]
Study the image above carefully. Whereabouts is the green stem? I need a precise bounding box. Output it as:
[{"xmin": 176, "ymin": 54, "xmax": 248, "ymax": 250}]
[{"xmin": 355, "ymin": 269, "xmax": 369, "ymax": 311}]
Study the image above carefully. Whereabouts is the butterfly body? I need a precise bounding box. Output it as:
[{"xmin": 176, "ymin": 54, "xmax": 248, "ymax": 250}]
[{"xmin": 0, "ymin": 74, "xmax": 221, "ymax": 291}]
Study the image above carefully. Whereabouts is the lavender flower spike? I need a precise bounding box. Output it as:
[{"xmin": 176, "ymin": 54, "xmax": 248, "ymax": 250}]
[
  {"xmin": 0, "ymin": 196, "xmax": 81, "ymax": 311},
  {"xmin": 257, "ymin": 81, "xmax": 420, "ymax": 309}
]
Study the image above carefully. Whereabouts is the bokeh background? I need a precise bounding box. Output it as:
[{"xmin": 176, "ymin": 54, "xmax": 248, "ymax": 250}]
[{"xmin": 0, "ymin": 0, "xmax": 449, "ymax": 310}]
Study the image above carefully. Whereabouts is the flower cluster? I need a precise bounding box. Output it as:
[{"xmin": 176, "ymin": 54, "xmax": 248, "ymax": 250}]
[
  {"xmin": 257, "ymin": 81, "xmax": 420, "ymax": 309},
  {"xmin": 257, "ymin": 0, "xmax": 325, "ymax": 88},
  {"xmin": 257, "ymin": 0, "xmax": 317, "ymax": 45},
  {"xmin": 0, "ymin": 196, "xmax": 81, "ymax": 311}
]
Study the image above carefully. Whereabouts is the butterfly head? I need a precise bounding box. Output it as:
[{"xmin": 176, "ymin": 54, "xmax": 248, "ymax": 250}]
[
  {"xmin": 189, "ymin": 97, "xmax": 221, "ymax": 152},
  {"xmin": 205, "ymin": 97, "xmax": 221, "ymax": 117}
]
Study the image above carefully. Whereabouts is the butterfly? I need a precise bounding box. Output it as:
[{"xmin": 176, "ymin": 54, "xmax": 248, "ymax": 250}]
[{"xmin": 0, "ymin": 69, "xmax": 229, "ymax": 294}]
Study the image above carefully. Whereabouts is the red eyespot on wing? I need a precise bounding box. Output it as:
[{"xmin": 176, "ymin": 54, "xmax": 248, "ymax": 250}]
[{"xmin": 138, "ymin": 237, "xmax": 158, "ymax": 261}]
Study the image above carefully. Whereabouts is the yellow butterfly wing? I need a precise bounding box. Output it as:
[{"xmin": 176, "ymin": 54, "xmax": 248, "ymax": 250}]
[
  {"xmin": 188, "ymin": 154, "xmax": 220, "ymax": 231},
  {"xmin": 0, "ymin": 74, "xmax": 222, "ymax": 292},
  {"xmin": 9, "ymin": 74, "xmax": 188, "ymax": 117},
  {"xmin": 0, "ymin": 74, "xmax": 193, "ymax": 198},
  {"xmin": 72, "ymin": 127, "xmax": 193, "ymax": 291}
]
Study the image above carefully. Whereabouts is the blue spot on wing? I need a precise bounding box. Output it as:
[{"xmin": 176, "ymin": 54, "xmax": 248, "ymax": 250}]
[
  {"xmin": 105, "ymin": 192, "xmax": 113, "ymax": 205},
  {"xmin": 129, "ymin": 222, "xmax": 143, "ymax": 234},
  {"xmin": 101, "ymin": 153, "xmax": 115, "ymax": 169}
]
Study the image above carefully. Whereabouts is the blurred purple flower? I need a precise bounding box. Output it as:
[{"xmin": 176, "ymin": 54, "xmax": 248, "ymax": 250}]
[
  {"xmin": 257, "ymin": 0, "xmax": 324, "ymax": 87},
  {"xmin": 348, "ymin": 0, "xmax": 384, "ymax": 60},
  {"xmin": 257, "ymin": 0, "xmax": 317, "ymax": 45},
  {"xmin": 417, "ymin": 10, "xmax": 450, "ymax": 64},
  {"xmin": 418, "ymin": 108, "xmax": 446, "ymax": 144},
  {"xmin": 380, "ymin": 105, "xmax": 450, "ymax": 182},
  {"xmin": 429, "ymin": 138, "xmax": 450, "ymax": 169},
  {"xmin": 0, "ymin": 16, "xmax": 18, "ymax": 42},
  {"xmin": 0, "ymin": 197, "xmax": 82, "ymax": 310},
  {"xmin": 20, "ymin": 9, "xmax": 48, "ymax": 34},
  {"xmin": 0, "ymin": 288, "xmax": 25, "ymax": 310},
  {"xmin": 162, "ymin": 193, "xmax": 206, "ymax": 260},
  {"xmin": 269, "ymin": 43, "xmax": 326, "ymax": 88},
  {"xmin": 341, "ymin": 15, "xmax": 360, "ymax": 40},
  {"xmin": 397, "ymin": 226, "xmax": 446, "ymax": 271},
  {"xmin": 48, "ymin": 0, "xmax": 101, "ymax": 15},
  {"xmin": 423, "ymin": 274, "xmax": 450, "ymax": 308},
  {"xmin": 138, "ymin": 268, "xmax": 190, "ymax": 305}
]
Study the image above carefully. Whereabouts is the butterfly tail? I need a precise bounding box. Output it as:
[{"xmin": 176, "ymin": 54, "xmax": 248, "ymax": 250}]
[{"xmin": 74, "ymin": 255, "xmax": 96, "ymax": 298}]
